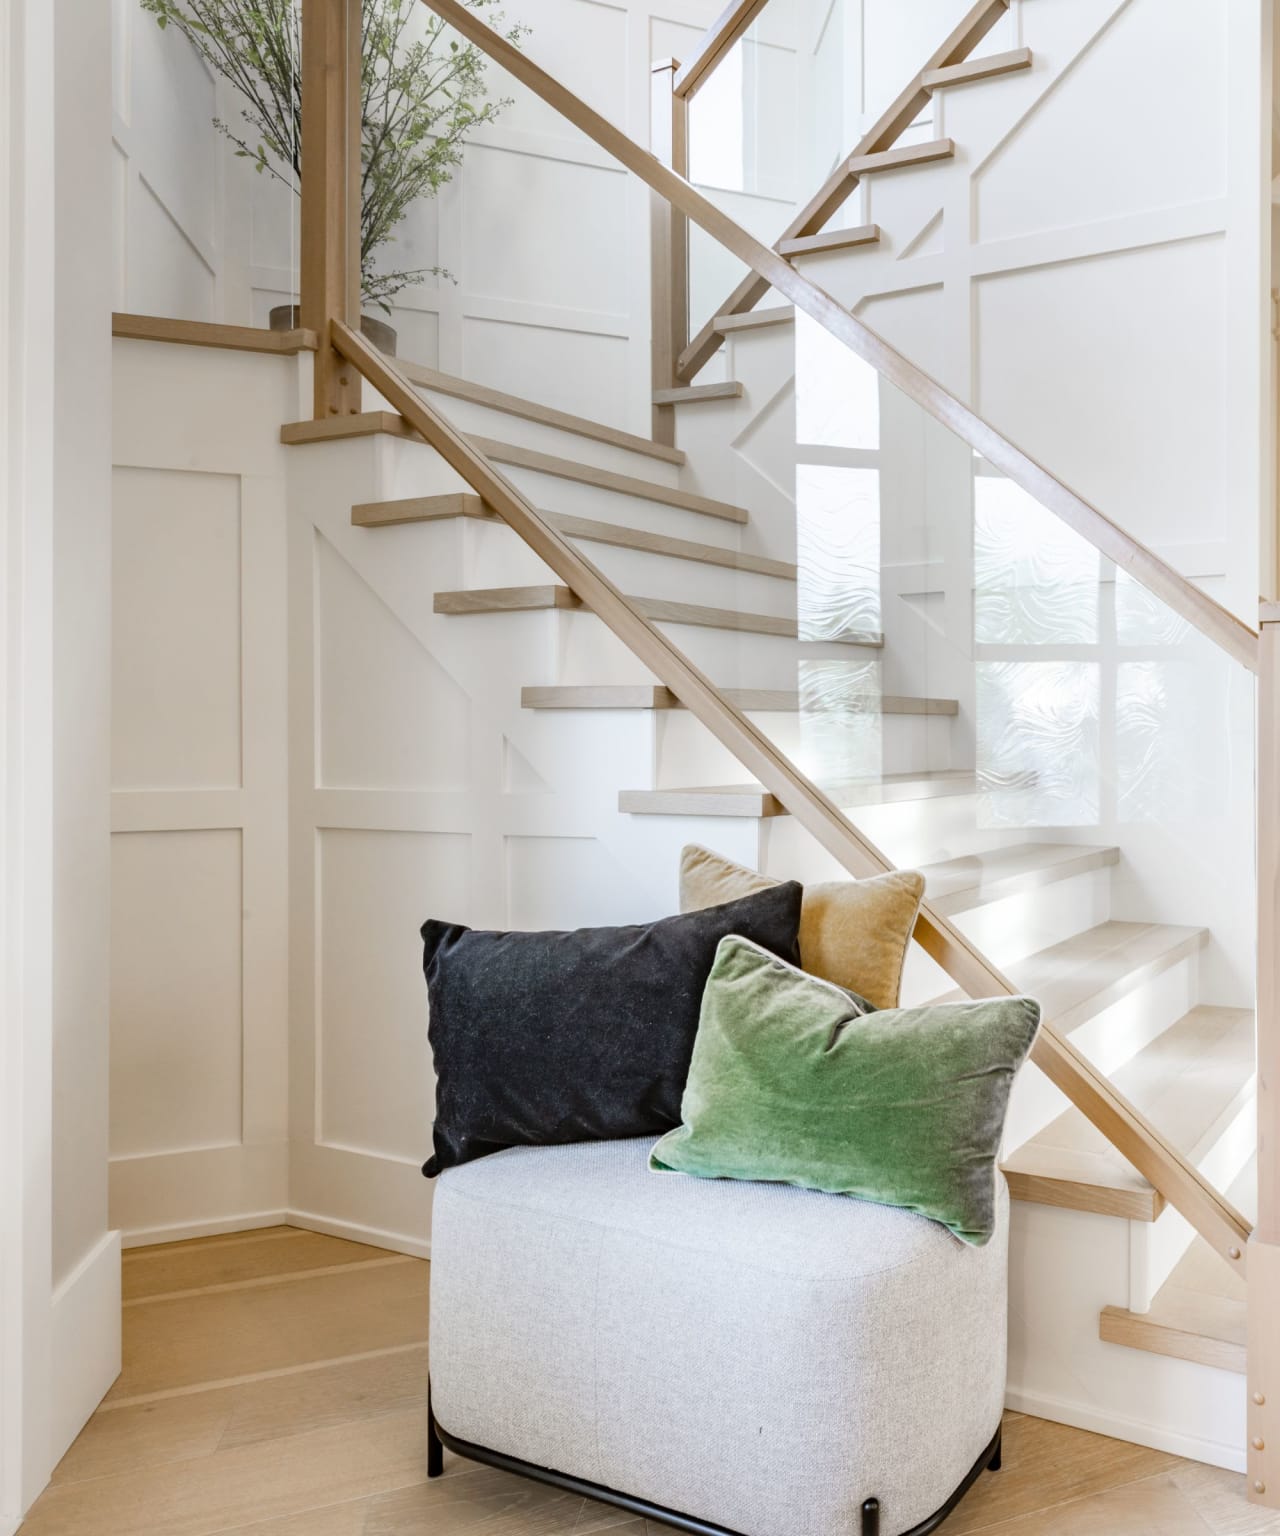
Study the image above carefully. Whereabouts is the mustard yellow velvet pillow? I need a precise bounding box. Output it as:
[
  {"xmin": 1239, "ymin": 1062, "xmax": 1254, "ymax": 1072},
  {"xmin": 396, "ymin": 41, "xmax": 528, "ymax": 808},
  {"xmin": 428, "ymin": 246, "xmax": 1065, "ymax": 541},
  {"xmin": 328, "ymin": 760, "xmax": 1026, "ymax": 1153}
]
[{"xmin": 679, "ymin": 844, "xmax": 924, "ymax": 1010}]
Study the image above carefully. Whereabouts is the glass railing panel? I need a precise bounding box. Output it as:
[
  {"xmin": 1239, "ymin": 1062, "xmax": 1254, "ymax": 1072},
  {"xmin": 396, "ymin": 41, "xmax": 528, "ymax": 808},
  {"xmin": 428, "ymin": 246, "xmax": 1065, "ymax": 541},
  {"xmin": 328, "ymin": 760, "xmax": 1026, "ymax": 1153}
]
[{"xmin": 677, "ymin": 7, "xmax": 810, "ymax": 344}]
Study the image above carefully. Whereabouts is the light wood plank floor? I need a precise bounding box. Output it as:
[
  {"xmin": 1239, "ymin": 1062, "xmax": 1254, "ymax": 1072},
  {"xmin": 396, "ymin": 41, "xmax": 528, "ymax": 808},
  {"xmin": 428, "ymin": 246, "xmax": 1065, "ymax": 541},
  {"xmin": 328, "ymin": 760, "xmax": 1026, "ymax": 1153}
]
[{"xmin": 18, "ymin": 1225, "xmax": 1280, "ymax": 1535}]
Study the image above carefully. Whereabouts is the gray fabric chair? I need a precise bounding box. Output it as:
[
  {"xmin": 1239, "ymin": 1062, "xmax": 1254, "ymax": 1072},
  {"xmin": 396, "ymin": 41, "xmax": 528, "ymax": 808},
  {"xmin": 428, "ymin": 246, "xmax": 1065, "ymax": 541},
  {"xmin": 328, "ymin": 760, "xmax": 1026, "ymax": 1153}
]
[{"xmin": 427, "ymin": 1137, "xmax": 1008, "ymax": 1536}]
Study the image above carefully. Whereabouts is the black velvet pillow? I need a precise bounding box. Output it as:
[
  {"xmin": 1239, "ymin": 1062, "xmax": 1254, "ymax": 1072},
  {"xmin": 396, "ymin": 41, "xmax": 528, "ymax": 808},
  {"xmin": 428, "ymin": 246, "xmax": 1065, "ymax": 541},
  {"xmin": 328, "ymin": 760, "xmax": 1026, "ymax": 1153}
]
[{"xmin": 421, "ymin": 882, "xmax": 803, "ymax": 1177}]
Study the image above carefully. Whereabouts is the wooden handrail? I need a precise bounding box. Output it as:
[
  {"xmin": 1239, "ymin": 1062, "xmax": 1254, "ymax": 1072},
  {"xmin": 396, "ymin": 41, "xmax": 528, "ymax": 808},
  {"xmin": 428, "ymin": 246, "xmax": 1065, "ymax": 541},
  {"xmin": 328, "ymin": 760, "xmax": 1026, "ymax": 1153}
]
[
  {"xmin": 678, "ymin": 0, "xmax": 1010, "ymax": 382},
  {"xmin": 334, "ymin": 315, "xmax": 1252, "ymax": 1271},
  {"xmin": 671, "ymin": 0, "xmax": 770, "ymax": 101},
  {"xmin": 420, "ymin": 0, "xmax": 1260, "ymax": 676}
]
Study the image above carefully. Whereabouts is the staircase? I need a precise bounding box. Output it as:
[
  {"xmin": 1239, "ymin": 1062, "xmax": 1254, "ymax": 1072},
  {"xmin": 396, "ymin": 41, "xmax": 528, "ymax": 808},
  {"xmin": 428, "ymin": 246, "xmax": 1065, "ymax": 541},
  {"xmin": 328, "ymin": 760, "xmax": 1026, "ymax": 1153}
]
[{"xmin": 269, "ymin": 342, "xmax": 1257, "ymax": 1472}]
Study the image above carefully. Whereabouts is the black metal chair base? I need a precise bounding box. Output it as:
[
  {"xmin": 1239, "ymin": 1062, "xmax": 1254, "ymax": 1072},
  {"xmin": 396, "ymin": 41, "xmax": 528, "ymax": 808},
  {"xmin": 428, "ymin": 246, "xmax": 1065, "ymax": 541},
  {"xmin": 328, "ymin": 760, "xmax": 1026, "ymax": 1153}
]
[{"xmin": 427, "ymin": 1381, "xmax": 1002, "ymax": 1536}]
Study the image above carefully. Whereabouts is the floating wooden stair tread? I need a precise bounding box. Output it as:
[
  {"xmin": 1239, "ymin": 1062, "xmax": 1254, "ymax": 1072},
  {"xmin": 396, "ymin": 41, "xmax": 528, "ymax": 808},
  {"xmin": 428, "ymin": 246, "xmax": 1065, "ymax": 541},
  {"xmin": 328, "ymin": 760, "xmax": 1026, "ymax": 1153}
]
[
  {"xmin": 922, "ymin": 47, "xmax": 1032, "ymax": 90},
  {"xmin": 352, "ymin": 494, "xmax": 794, "ymax": 579},
  {"xmin": 917, "ymin": 842, "xmax": 1120, "ymax": 918},
  {"xmin": 468, "ymin": 438, "xmax": 750, "ymax": 525},
  {"xmin": 1004, "ymin": 1001, "xmax": 1250, "ymax": 1222},
  {"xmin": 843, "ymin": 138, "xmax": 955, "ymax": 177},
  {"xmin": 778, "ymin": 224, "xmax": 881, "ymax": 259},
  {"xmin": 282, "ymin": 410, "xmax": 418, "ymax": 446},
  {"xmin": 521, "ymin": 684, "xmax": 956, "ymax": 715},
  {"xmin": 652, "ymin": 381, "xmax": 744, "ymax": 406},
  {"xmin": 619, "ymin": 770, "xmax": 980, "ymax": 820},
  {"xmin": 713, "ymin": 306, "xmax": 795, "ymax": 336},
  {"xmin": 1099, "ymin": 1159, "xmax": 1251, "ymax": 1372},
  {"xmin": 434, "ymin": 585, "xmax": 882, "ymax": 645},
  {"xmin": 397, "ymin": 360, "xmax": 685, "ymax": 466}
]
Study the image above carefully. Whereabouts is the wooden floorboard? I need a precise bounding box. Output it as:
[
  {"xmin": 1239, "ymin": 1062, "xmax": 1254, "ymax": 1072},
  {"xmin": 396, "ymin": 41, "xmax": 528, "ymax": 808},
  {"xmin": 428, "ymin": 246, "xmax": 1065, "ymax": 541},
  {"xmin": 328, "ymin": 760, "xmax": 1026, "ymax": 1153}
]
[
  {"xmin": 20, "ymin": 1227, "xmax": 1276, "ymax": 1535},
  {"xmin": 123, "ymin": 1230, "xmax": 394, "ymax": 1301}
]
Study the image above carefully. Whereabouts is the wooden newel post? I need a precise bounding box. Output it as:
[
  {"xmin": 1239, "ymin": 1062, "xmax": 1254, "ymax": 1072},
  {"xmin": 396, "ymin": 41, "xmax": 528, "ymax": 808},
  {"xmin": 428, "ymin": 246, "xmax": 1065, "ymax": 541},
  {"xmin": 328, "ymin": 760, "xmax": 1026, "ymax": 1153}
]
[
  {"xmin": 1251, "ymin": 603, "xmax": 1280, "ymax": 1509},
  {"xmin": 650, "ymin": 59, "xmax": 688, "ymax": 447},
  {"xmin": 301, "ymin": 0, "xmax": 363, "ymax": 420}
]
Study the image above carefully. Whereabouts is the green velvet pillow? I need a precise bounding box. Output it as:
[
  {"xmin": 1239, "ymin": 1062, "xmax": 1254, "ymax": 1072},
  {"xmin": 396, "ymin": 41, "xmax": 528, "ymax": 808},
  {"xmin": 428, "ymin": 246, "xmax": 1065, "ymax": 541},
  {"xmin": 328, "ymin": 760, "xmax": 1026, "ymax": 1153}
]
[{"xmin": 650, "ymin": 935, "xmax": 1041, "ymax": 1245}]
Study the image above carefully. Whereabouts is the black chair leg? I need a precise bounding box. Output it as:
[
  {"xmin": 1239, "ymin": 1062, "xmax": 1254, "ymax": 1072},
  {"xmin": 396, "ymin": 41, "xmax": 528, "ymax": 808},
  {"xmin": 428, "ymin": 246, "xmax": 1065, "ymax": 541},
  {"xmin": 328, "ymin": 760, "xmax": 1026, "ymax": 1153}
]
[
  {"xmin": 427, "ymin": 1384, "xmax": 444, "ymax": 1478},
  {"xmin": 988, "ymin": 1426, "xmax": 1003, "ymax": 1474},
  {"xmin": 861, "ymin": 1496, "xmax": 880, "ymax": 1535}
]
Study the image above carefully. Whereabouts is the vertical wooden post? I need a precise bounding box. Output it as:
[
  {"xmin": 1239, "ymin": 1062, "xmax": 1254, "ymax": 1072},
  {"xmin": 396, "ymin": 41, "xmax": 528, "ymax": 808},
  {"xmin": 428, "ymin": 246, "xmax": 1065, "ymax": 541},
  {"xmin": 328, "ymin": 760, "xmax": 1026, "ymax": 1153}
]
[
  {"xmin": 650, "ymin": 59, "xmax": 688, "ymax": 446},
  {"xmin": 301, "ymin": 0, "xmax": 362, "ymax": 420},
  {"xmin": 1251, "ymin": 603, "xmax": 1280, "ymax": 1510}
]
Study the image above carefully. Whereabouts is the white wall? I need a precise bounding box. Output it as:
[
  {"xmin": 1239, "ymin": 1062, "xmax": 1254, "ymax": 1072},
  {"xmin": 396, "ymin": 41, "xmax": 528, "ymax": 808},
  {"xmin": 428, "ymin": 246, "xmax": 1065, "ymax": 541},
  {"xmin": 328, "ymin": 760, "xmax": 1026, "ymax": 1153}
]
[
  {"xmin": 2, "ymin": 0, "xmax": 117, "ymax": 1523},
  {"xmin": 110, "ymin": 341, "xmax": 294, "ymax": 1244}
]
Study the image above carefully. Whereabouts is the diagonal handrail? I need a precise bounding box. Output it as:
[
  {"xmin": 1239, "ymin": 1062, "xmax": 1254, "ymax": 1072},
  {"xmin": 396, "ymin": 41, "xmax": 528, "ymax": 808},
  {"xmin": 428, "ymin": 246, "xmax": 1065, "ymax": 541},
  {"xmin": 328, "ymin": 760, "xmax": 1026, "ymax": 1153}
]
[
  {"xmin": 672, "ymin": 0, "xmax": 770, "ymax": 101},
  {"xmin": 677, "ymin": 0, "xmax": 1010, "ymax": 381},
  {"xmin": 335, "ymin": 315, "xmax": 1252, "ymax": 1270},
  {"xmin": 422, "ymin": 0, "xmax": 1259, "ymax": 676}
]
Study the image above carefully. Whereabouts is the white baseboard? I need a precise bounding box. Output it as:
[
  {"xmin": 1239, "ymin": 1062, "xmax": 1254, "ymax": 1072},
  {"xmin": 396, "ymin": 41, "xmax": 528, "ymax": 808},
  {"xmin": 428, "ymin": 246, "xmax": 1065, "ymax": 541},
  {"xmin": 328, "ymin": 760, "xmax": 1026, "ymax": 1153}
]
[
  {"xmin": 1005, "ymin": 1385, "xmax": 1246, "ymax": 1473},
  {"xmin": 49, "ymin": 1230, "xmax": 122, "ymax": 1469},
  {"xmin": 121, "ymin": 1210, "xmax": 288, "ymax": 1249},
  {"xmin": 286, "ymin": 1208, "xmax": 430, "ymax": 1261},
  {"xmin": 0, "ymin": 1516, "xmax": 21, "ymax": 1536}
]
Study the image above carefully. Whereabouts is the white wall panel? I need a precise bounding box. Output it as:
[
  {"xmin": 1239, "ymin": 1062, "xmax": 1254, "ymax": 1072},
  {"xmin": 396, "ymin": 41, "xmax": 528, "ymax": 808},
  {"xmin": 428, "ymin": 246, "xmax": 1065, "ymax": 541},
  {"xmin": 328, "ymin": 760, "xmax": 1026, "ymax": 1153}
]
[
  {"xmin": 110, "ymin": 342, "xmax": 292, "ymax": 1242},
  {"xmin": 112, "ymin": 466, "xmax": 242, "ymax": 791},
  {"xmin": 460, "ymin": 316, "xmax": 629, "ymax": 424},
  {"xmin": 506, "ymin": 834, "xmax": 655, "ymax": 930},
  {"xmin": 128, "ymin": 178, "xmax": 216, "ymax": 322},
  {"xmin": 317, "ymin": 829, "xmax": 469, "ymax": 1164},
  {"xmin": 110, "ymin": 829, "xmax": 245, "ymax": 1158},
  {"xmin": 974, "ymin": 237, "xmax": 1227, "ymax": 553},
  {"xmin": 461, "ymin": 149, "xmax": 629, "ymax": 316},
  {"xmin": 316, "ymin": 532, "xmax": 471, "ymax": 792},
  {"xmin": 975, "ymin": 1, "xmax": 1227, "ymax": 244}
]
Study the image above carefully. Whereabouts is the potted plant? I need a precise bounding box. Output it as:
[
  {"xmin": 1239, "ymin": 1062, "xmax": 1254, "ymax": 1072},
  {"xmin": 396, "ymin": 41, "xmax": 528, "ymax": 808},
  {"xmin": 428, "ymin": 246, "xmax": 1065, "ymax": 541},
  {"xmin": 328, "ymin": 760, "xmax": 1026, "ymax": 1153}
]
[{"xmin": 142, "ymin": 0, "xmax": 525, "ymax": 353}]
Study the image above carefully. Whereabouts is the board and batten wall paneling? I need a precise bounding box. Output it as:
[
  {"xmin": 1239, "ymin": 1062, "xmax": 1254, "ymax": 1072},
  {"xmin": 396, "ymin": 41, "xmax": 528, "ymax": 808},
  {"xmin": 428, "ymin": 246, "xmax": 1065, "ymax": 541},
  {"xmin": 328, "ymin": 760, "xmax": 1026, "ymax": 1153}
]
[
  {"xmin": 109, "ymin": 344, "xmax": 292, "ymax": 1245},
  {"xmin": 778, "ymin": 0, "xmax": 1266, "ymax": 623}
]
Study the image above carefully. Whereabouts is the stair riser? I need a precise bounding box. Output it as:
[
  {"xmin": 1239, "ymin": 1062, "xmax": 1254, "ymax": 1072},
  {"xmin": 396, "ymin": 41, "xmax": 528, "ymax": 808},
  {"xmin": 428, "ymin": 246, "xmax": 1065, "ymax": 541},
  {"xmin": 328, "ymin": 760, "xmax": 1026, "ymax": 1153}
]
[
  {"xmin": 457, "ymin": 523, "xmax": 795, "ymax": 619},
  {"xmin": 491, "ymin": 464, "xmax": 750, "ymax": 547},
  {"xmin": 542, "ymin": 612, "xmax": 881, "ymax": 689},
  {"xmin": 415, "ymin": 388, "xmax": 685, "ymax": 487},
  {"xmin": 956, "ymin": 870, "xmax": 1113, "ymax": 970},
  {"xmin": 1004, "ymin": 959, "xmax": 1201, "ymax": 1155},
  {"xmin": 654, "ymin": 705, "xmax": 955, "ymax": 788},
  {"xmin": 1133, "ymin": 1094, "xmax": 1256, "ymax": 1312},
  {"xmin": 1007, "ymin": 1200, "xmax": 1245, "ymax": 1472},
  {"xmin": 365, "ymin": 434, "xmax": 748, "ymax": 551}
]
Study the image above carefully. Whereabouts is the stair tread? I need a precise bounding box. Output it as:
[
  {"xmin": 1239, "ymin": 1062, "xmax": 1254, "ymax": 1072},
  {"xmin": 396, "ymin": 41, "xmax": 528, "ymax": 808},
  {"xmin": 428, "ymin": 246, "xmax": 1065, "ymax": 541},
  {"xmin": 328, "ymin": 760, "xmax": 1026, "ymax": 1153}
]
[
  {"xmin": 352, "ymin": 496, "xmax": 794, "ymax": 580},
  {"xmin": 713, "ymin": 306, "xmax": 796, "ymax": 336},
  {"xmin": 652, "ymin": 381, "xmax": 744, "ymax": 406},
  {"xmin": 469, "ymin": 437, "xmax": 749, "ymax": 524},
  {"xmin": 434, "ymin": 586, "xmax": 883, "ymax": 646},
  {"xmin": 953, "ymin": 920, "xmax": 1209, "ymax": 1032},
  {"xmin": 922, "ymin": 46, "xmax": 1032, "ymax": 90},
  {"xmin": 844, "ymin": 137, "xmax": 955, "ymax": 177},
  {"xmin": 1004, "ymin": 1001, "xmax": 1252, "ymax": 1219},
  {"xmin": 779, "ymin": 224, "xmax": 881, "ymax": 260},
  {"xmin": 620, "ymin": 770, "xmax": 980, "ymax": 819},
  {"xmin": 521, "ymin": 684, "xmax": 956, "ymax": 716},
  {"xmin": 1098, "ymin": 1158, "xmax": 1252, "ymax": 1373},
  {"xmin": 396, "ymin": 359, "xmax": 686, "ymax": 466},
  {"xmin": 916, "ymin": 841, "xmax": 1119, "ymax": 917}
]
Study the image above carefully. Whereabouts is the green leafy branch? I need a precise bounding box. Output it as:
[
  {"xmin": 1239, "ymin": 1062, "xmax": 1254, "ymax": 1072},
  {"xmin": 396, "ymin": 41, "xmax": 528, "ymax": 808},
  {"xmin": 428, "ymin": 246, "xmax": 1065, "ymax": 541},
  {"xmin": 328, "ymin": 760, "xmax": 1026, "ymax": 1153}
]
[{"xmin": 141, "ymin": 0, "xmax": 526, "ymax": 309}]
